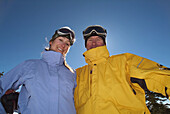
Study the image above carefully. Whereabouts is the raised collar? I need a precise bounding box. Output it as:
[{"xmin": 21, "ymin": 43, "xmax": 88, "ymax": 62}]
[
  {"xmin": 83, "ymin": 46, "xmax": 110, "ymax": 65},
  {"xmin": 42, "ymin": 51, "xmax": 64, "ymax": 66}
]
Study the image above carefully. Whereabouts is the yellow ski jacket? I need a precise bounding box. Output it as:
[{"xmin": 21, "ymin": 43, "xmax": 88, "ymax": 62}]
[{"xmin": 74, "ymin": 46, "xmax": 170, "ymax": 114}]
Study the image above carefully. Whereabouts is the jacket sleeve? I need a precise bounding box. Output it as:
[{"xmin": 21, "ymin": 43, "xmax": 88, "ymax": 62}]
[
  {"xmin": 0, "ymin": 103, "xmax": 6, "ymax": 114},
  {"xmin": 73, "ymin": 70, "xmax": 77, "ymax": 94},
  {"xmin": 126, "ymin": 53, "xmax": 170, "ymax": 99},
  {"xmin": 0, "ymin": 60, "xmax": 35, "ymax": 113}
]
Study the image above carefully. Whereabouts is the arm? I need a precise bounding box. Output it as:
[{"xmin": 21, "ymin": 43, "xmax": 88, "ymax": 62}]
[
  {"xmin": 0, "ymin": 62, "xmax": 25, "ymax": 97},
  {"xmin": 0, "ymin": 60, "xmax": 35, "ymax": 113},
  {"xmin": 127, "ymin": 53, "xmax": 170, "ymax": 99},
  {"xmin": 73, "ymin": 70, "xmax": 77, "ymax": 95}
]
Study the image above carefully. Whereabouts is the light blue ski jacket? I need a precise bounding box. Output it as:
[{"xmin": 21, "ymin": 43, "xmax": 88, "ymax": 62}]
[{"xmin": 0, "ymin": 51, "xmax": 77, "ymax": 114}]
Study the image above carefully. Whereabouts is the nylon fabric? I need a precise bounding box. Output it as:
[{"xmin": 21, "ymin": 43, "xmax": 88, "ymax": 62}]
[
  {"xmin": 0, "ymin": 51, "xmax": 76, "ymax": 114},
  {"xmin": 74, "ymin": 46, "xmax": 170, "ymax": 114}
]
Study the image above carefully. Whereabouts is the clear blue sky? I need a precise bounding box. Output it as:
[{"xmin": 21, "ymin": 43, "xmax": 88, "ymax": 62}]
[{"xmin": 0, "ymin": 0, "xmax": 170, "ymax": 73}]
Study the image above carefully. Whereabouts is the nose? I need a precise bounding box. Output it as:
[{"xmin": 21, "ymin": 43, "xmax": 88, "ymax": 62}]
[
  {"xmin": 61, "ymin": 42, "xmax": 66, "ymax": 47},
  {"xmin": 92, "ymin": 40, "xmax": 96, "ymax": 45}
]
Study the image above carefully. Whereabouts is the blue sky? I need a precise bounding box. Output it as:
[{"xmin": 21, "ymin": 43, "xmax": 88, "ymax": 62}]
[
  {"xmin": 0, "ymin": 0, "xmax": 170, "ymax": 73},
  {"xmin": 0, "ymin": 0, "xmax": 170, "ymax": 110}
]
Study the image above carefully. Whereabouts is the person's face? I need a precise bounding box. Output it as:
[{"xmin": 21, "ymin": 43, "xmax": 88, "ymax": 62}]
[
  {"xmin": 49, "ymin": 37, "xmax": 71, "ymax": 56},
  {"xmin": 86, "ymin": 36, "xmax": 105, "ymax": 50}
]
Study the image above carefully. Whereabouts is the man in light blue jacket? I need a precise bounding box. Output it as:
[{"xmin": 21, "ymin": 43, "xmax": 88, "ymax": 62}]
[{"xmin": 0, "ymin": 26, "xmax": 77, "ymax": 114}]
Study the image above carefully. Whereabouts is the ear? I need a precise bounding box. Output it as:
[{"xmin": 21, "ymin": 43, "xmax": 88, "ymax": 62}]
[
  {"xmin": 49, "ymin": 41, "xmax": 52, "ymax": 45},
  {"xmin": 49, "ymin": 41, "xmax": 53, "ymax": 49}
]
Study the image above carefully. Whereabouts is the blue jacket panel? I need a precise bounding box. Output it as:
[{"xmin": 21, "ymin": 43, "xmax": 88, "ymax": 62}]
[{"xmin": 0, "ymin": 51, "xmax": 76, "ymax": 114}]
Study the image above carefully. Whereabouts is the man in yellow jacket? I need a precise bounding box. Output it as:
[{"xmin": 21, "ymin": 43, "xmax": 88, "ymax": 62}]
[{"xmin": 74, "ymin": 25, "xmax": 170, "ymax": 114}]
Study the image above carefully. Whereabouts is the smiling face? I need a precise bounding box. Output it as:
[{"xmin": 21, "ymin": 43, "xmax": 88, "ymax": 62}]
[
  {"xmin": 86, "ymin": 36, "xmax": 105, "ymax": 50},
  {"xmin": 49, "ymin": 36, "xmax": 71, "ymax": 56}
]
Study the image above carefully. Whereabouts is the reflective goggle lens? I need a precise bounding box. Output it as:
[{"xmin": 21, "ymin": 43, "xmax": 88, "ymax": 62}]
[
  {"xmin": 83, "ymin": 26, "xmax": 106, "ymax": 35},
  {"xmin": 58, "ymin": 28, "xmax": 75, "ymax": 39}
]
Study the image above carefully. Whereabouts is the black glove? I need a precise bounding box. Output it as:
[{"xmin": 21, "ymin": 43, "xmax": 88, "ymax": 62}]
[{"xmin": 1, "ymin": 92, "xmax": 19, "ymax": 113}]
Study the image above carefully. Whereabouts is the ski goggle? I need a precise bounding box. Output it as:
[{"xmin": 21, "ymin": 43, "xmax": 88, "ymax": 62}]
[
  {"xmin": 83, "ymin": 25, "xmax": 107, "ymax": 38},
  {"xmin": 57, "ymin": 28, "xmax": 75, "ymax": 40}
]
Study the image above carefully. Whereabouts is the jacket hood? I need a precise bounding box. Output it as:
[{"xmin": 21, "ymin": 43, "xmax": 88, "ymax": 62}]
[
  {"xmin": 83, "ymin": 46, "xmax": 110, "ymax": 65},
  {"xmin": 42, "ymin": 51, "xmax": 64, "ymax": 66}
]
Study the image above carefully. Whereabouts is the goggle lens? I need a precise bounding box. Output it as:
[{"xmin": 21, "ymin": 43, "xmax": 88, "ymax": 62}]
[
  {"xmin": 83, "ymin": 26, "xmax": 106, "ymax": 35},
  {"xmin": 58, "ymin": 28, "xmax": 75, "ymax": 39}
]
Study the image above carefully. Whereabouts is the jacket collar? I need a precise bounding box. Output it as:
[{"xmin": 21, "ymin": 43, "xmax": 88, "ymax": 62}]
[
  {"xmin": 83, "ymin": 46, "xmax": 110, "ymax": 65},
  {"xmin": 42, "ymin": 51, "xmax": 64, "ymax": 66}
]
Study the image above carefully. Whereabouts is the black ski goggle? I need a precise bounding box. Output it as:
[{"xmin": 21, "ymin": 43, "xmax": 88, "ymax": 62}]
[
  {"xmin": 57, "ymin": 28, "xmax": 75, "ymax": 40},
  {"xmin": 83, "ymin": 25, "xmax": 107, "ymax": 38}
]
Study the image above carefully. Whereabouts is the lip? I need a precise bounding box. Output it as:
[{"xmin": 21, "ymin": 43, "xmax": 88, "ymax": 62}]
[{"xmin": 57, "ymin": 47, "xmax": 64, "ymax": 54}]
